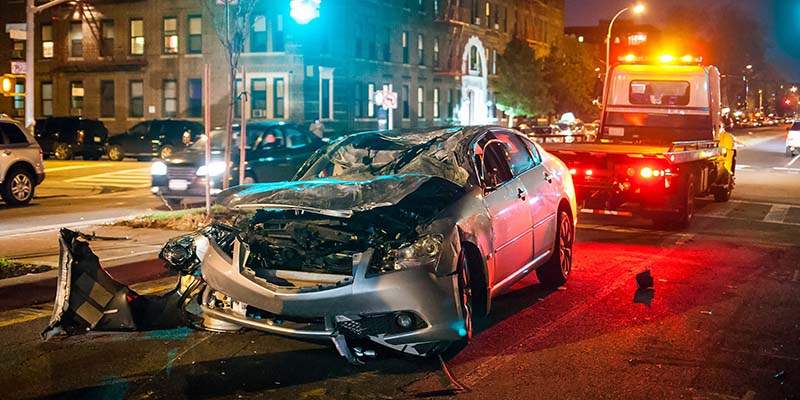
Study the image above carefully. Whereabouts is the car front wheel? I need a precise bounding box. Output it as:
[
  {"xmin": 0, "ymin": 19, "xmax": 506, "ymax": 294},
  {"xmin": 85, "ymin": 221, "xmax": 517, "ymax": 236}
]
[
  {"xmin": 107, "ymin": 145, "xmax": 124, "ymax": 161},
  {"xmin": 54, "ymin": 143, "xmax": 73, "ymax": 160},
  {"xmin": 536, "ymin": 209, "xmax": 573, "ymax": 288},
  {"xmin": 1, "ymin": 168, "xmax": 35, "ymax": 206}
]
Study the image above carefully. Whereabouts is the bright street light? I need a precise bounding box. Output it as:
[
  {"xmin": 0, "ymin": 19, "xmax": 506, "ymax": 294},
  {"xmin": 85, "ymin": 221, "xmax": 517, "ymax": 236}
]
[
  {"xmin": 632, "ymin": 4, "xmax": 645, "ymax": 14},
  {"xmin": 791, "ymin": 86, "xmax": 798, "ymax": 93},
  {"xmin": 290, "ymin": 0, "xmax": 321, "ymax": 24},
  {"xmin": 602, "ymin": 4, "xmax": 645, "ymax": 106}
]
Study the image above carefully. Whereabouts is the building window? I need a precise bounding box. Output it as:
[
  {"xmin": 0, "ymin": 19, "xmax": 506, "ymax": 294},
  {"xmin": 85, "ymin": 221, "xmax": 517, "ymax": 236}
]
[
  {"xmin": 129, "ymin": 80, "xmax": 144, "ymax": 117},
  {"xmin": 485, "ymin": 1, "xmax": 490, "ymax": 26},
  {"xmin": 469, "ymin": 46, "xmax": 479, "ymax": 72},
  {"xmin": 402, "ymin": 31, "xmax": 409, "ymax": 64},
  {"xmin": 434, "ymin": 0, "xmax": 439, "ymax": 17},
  {"xmin": 188, "ymin": 16, "xmax": 202, "ymax": 54},
  {"xmin": 11, "ymin": 41, "xmax": 24, "ymax": 60},
  {"xmin": 402, "ymin": 84, "xmax": 409, "ymax": 119},
  {"xmin": 492, "ymin": 48, "xmax": 497, "ymax": 74},
  {"xmin": 447, "ymin": 89, "xmax": 453, "ymax": 119},
  {"xmin": 41, "ymin": 82, "xmax": 53, "ymax": 117},
  {"xmin": 367, "ymin": 83, "xmax": 376, "ymax": 117},
  {"xmin": 368, "ymin": 24, "xmax": 377, "ymax": 60},
  {"xmin": 100, "ymin": 20, "xmax": 114, "ymax": 57},
  {"xmin": 187, "ymin": 79, "xmax": 202, "ymax": 118},
  {"xmin": 251, "ymin": 79, "xmax": 267, "ymax": 118},
  {"xmin": 100, "ymin": 80, "xmax": 115, "ymax": 118},
  {"xmin": 163, "ymin": 80, "xmax": 177, "ymax": 117},
  {"xmin": 354, "ymin": 83, "xmax": 363, "ymax": 118},
  {"xmin": 433, "ymin": 37, "xmax": 439, "ymax": 67},
  {"xmin": 41, "ymin": 24, "xmax": 53, "ymax": 59},
  {"xmin": 70, "ymin": 81, "xmax": 83, "ymax": 115},
  {"xmin": 14, "ymin": 83, "xmax": 24, "ymax": 112},
  {"xmin": 273, "ymin": 77, "xmax": 285, "ymax": 118},
  {"xmin": 383, "ymin": 28, "xmax": 391, "ymax": 62},
  {"xmin": 130, "ymin": 19, "xmax": 144, "ymax": 55},
  {"xmin": 355, "ymin": 25, "xmax": 363, "ymax": 58},
  {"xmin": 472, "ymin": 0, "xmax": 480, "ymax": 24},
  {"xmin": 417, "ymin": 34, "xmax": 424, "ymax": 65},
  {"xmin": 272, "ymin": 15, "xmax": 284, "ymax": 52},
  {"xmin": 433, "ymin": 88, "xmax": 440, "ymax": 119},
  {"xmin": 250, "ymin": 15, "xmax": 267, "ymax": 52},
  {"xmin": 419, "ymin": 0, "xmax": 425, "ymax": 12},
  {"xmin": 417, "ymin": 86, "xmax": 424, "ymax": 118},
  {"xmin": 163, "ymin": 17, "xmax": 178, "ymax": 54},
  {"xmin": 321, "ymin": 78, "xmax": 330, "ymax": 119},
  {"xmin": 70, "ymin": 22, "xmax": 83, "ymax": 58}
]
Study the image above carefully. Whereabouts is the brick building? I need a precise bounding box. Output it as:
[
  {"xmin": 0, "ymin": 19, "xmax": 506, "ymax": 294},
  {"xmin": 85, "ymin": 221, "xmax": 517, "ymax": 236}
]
[
  {"xmin": 1, "ymin": 0, "xmax": 564, "ymax": 134},
  {"xmin": 565, "ymin": 20, "xmax": 661, "ymax": 67}
]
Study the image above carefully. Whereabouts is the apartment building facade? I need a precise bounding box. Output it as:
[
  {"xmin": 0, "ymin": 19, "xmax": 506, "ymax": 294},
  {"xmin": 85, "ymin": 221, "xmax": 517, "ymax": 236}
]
[{"xmin": 1, "ymin": 0, "xmax": 564, "ymax": 134}]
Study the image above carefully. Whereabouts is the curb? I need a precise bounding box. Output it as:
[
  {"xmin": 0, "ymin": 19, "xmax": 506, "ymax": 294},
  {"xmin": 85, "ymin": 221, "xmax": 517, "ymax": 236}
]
[{"xmin": 0, "ymin": 255, "xmax": 173, "ymax": 312}]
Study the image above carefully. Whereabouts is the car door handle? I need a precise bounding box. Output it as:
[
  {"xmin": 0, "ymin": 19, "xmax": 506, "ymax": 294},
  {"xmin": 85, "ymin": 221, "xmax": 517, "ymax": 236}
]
[
  {"xmin": 543, "ymin": 171, "xmax": 553, "ymax": 184},
  {"xmin": 517, "ymin": 187, "xmax": 527, "ymax": 200}
]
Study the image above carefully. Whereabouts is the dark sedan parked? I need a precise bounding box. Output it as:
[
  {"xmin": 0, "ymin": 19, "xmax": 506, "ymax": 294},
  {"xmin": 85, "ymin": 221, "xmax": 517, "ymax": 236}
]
[
  {"xmin": 151, "ymin": 122, "xmax": 324, "ymax": 205},
  {"xmin": 34, "ymin": 117, "xmax": 108, "ymax": 160},
  {"xmin": 108, "ymin": 119, "xmax": 204, "ymax": 161}
]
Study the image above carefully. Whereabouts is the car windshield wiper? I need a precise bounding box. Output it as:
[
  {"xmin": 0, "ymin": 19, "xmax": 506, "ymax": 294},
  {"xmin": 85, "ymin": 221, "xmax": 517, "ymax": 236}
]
[{"xmin": 232, "ymin": 203, "xmax": 353, "ymax": 218}]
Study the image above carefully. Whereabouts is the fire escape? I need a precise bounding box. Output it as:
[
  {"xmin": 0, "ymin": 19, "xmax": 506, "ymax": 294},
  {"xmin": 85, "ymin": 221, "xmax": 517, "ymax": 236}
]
[
  {"xmin": 433, "ymin": 0, "xmax": 467, "ymax": 77},
  {"xmin": 48, "ymin": 0, "xmax": 147, "ymax": 73}
]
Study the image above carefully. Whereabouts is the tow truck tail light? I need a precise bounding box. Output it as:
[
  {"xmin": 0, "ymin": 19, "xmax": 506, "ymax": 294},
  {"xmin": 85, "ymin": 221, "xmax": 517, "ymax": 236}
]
[{"xmin": 569, "ymin": 168, "xmax": 577, "ymax": 175}]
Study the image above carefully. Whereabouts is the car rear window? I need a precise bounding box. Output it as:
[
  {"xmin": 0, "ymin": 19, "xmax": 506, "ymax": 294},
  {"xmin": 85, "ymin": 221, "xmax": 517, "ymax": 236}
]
[{"xmin": 0, "ymin": 122, "xmax": 29, "ymax": 144}]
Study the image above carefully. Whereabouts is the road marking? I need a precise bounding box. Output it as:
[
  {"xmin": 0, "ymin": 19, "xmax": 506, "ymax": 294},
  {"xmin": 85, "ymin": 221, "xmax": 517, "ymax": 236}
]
[
  {"xmin": 763, "ymin": 204, "xmax": 791, "ymax": 223},
  {"xmin": 64, "ymin": 168, "xmax": 151, "ymax": 188},
  {"xmin": 45, "ymin": 163, "xmax": 113, "ymax": 173},
  {"xmin": 697, "ymin": 201, "xmax": 739, "ymax": 218},
  {"xmin": 773, "ymin": 167, "xmax": 800, "ymax": 172},
  {"xmin": 788, "ymin": 154, "xmax": 800, "ymax": 167}
]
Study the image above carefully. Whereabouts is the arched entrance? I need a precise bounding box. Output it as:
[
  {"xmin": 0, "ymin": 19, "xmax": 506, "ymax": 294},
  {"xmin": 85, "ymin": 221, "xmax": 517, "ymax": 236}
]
[{"xmin": 459, "ymin": 36, "xmax": 489, "ymax": 125}]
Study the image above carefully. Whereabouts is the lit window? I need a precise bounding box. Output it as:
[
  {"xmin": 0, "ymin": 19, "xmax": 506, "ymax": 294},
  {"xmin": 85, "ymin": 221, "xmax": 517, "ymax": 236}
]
[
  {"xmin": 130, "ymin": 19, "xmax": 144, "ymax": 55},
  {"xmin": 41, "ymin": 24, "xmax": 53, "ymax": 58},
  {"xmin": 417, "ymin": 86, "xmax": 424, "ymax": 118},
  {"xmin": 163, "ymin": 17, "xmax": 178, "ymax": 54},
  {"xmin": 129, "ymin": 80, "xmax": 144, "ymax": 117},
  {"xmin": 273, "ymin": 77, "xmax": 285, "ymax": 118},
  {"xmin": 70, "ymin": 81, "xmax": 84, "ymax": 115},
  {"xmin": 417, "ymin": 34, "xmax": 424, "ymax": 65},
  {"xmin": 367, "ymin": 83, "xmax": 376, "ymax": 117},
  {"xmin": 433, "ymin": 88, "xmax": 440, "ymax": 119},
  {"xmin": 251, "ymin": 79, "xmax": 267, "ymax": 118},
  {"xmin": 433, "ymin": 37, "xmax": 439, "ymax": 67},
  {"xmin": 41, "ymin": 82, "xmax": 53, "ymax": 117},
  {"xmin": 163, "ymin": 80, "xmax": 177, "ymax": 117},
  {"xmin": 402, "ymin": 31, "xmax": 409, "ymax": 64}
]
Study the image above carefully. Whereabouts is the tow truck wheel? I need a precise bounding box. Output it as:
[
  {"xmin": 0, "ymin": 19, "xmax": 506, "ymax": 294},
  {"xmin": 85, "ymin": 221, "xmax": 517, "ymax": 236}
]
[{"xmin": 653, "ymin": 174, "xmax": 695, "ymax": 230}]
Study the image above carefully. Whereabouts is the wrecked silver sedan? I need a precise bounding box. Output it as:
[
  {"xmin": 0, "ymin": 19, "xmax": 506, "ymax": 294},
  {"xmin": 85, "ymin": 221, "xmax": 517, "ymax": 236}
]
[{"xmin": 43, "ymin": 126, "xmax": 577, "ymax": 362}]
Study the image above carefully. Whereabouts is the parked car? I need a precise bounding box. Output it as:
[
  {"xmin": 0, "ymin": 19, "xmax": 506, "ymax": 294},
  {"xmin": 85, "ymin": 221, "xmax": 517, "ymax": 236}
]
[
  {"xmin": 786, "ymin": 122, "xmax": 800, "ymax": 157},
  {"xmin": 34, "ymin": 116, "xmax": 108, "ymax": 160},
  {"xmin": 47, "ymin": 126, "xmax": 577, "ymax": 363},
  {"xmin": 0, "ymin": 115, "xmax": 45, "ymax": 206},
  {"xmin": 151, "ymin": 122, "xmax": 324, "ymax": 206},
  {"xmin": 108, "ymin": 119, "xmax": 204, "ymax": 161}
]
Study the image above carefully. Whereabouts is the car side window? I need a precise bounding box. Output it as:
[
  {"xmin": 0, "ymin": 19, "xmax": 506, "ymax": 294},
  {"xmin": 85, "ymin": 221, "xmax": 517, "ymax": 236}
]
[
  {"xmin": 253, "ymin": 127, "xmax": 285, "ymax": 151},
  {"xmin": 283, "ymin": 127, "xmax": 310, "ymax": 149},
  {"xmin": 491, "ymin": 131, "xmax": 535, "ymax": 176},
  {"xmin": 148, "ymin": 121, "xmax": 165, "ymax": 138},
  {"xmin": 474, "ymin": 135, "xmax": 514, "ymax": 189},
  {"xmin": 519, "ymin": 135, "xmax": 542, "ymax": 166},
  {"xmin": 129, "ymin": 122, "xmax": 148, "ymax": 136},
  {"xmin": 1, "ymin": 123, "xmax": 29, "ymax": 145}
]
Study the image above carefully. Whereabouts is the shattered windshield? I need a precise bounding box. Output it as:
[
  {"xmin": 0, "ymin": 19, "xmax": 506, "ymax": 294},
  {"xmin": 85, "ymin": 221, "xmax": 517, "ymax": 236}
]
[{"xmin": 295, "ymin": 128, "xmax": 471, "ymax": 186}]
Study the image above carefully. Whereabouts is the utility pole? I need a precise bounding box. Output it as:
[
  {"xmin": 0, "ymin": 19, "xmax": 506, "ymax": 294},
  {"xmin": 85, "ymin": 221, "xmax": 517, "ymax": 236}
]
[{"xmin": 26, "ymin": 0, "xmax": 72, "ymax": 128}]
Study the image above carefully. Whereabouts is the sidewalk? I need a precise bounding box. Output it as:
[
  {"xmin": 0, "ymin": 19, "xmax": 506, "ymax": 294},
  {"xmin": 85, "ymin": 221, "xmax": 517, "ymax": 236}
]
[{"xmin": 0, "ymin": 225, "xmax": 191, "ymax": 311}]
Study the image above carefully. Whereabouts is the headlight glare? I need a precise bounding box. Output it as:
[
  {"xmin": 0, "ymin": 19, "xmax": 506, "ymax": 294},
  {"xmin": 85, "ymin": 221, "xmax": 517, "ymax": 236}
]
[
  {"xmin": 196, "ymin": 161, "xmax": 227, "ymax": 177},
  {"xmin": 151, "ymin": 161, "xmax": 168, "ymax": 176}
]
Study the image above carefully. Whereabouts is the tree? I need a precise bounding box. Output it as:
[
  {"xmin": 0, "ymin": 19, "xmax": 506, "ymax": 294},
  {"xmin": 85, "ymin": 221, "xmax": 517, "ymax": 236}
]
[
  {"xmin": 204, "ymin": 0, "xmax": 257, "ymax": 189},
  {"xmin": 494, "ymin": 37, "xmax": 553, "ymax": 126},
  {"xmin": 544, "ymin": 38, "xmax": 599, "ymax": 121}
]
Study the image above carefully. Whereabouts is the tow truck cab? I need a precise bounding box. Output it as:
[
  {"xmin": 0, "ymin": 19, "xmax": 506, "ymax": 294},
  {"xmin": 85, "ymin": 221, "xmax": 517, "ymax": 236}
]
[{"xmin": 540, "ymin": 60, "xmax": 736, "ymax": 229}]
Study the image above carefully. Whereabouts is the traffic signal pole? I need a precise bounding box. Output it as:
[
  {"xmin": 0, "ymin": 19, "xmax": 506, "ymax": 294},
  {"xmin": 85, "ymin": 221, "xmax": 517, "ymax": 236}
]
[{"xmin": 25, "ymin": 0, "xmax": 72, "ymax": 128}]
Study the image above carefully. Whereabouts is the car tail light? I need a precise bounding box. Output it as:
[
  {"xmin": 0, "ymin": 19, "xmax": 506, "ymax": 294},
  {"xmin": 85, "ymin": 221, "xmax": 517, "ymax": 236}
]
[
  {"xmin": 585, "ymin": 169, "xmax": 593, "ymax": 176},
  {"xmin": 77, "ymin": 130, "xmax": 85, "ymax": 144},
  {"xmin": 569, "ymin": 168, "xmax": 577, "ymax": 175}
]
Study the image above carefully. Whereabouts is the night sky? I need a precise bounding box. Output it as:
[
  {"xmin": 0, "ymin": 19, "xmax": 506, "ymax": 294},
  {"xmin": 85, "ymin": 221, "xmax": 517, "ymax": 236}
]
[{"xmin": 564, "ymin": 0, "xmax": 800, "ymax": 81}]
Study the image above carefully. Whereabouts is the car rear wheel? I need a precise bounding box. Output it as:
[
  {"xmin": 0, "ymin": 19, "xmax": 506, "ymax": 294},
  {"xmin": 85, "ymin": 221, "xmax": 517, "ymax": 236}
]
[
  {"xmin": 653, "ymin": 174, "xmax": 695, "ymax": 230},
  {"xmin": 107, "ymin": 145, "xmax": 124, "ymax": 161},
  {"xmin": 158, "ymin": 145, "xmax": 174, "ymax": 160},
  {"xmin": 54, "ymin": 143, "xmax": 73, "ymax": 160},
  {"xmin": 536, "ymin": 209, "xmax": 573, "ymax": 288},
  {"xmin": 1, "ymin": 168, "xmax": 35, "ymax": 206}
]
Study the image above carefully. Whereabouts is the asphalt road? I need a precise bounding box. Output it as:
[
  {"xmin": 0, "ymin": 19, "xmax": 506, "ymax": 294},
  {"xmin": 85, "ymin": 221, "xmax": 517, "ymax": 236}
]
[
  {"xmin": 0, "ymin": 159, "xmax": 163, "ymax": 236},
  {"xmin": 0, "ymin": 126, "xmax": 797, "ymax": 399}
]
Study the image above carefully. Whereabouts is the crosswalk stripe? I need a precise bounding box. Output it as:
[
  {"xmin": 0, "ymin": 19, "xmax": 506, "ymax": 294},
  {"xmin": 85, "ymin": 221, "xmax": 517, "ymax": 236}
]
[
  {"xmin": 63, "ymin": 168, "xmax": 151, "ymax": 188},
  {"xmin": 697, "ymin": 201, "xmax": 739, "ymax": 217},
  {"xmin": 763, "ymin": 204, "xmax": 792, "ymax": 223}
]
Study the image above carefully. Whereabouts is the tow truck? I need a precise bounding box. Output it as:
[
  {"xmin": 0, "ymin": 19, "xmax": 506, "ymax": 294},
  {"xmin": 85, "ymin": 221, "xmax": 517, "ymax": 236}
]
[{"xmin": 535, "ymin": 55, "xmax": 737, "ymax": 229}]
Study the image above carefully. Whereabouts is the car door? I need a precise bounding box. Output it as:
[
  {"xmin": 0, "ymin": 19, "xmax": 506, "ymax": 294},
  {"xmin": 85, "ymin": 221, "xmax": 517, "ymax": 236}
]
[
  {"xmin": 123, "ymin": 121, "xmax": 150, "ymax": 155},
  {"xmin": 249, "ymin": 126, "xmax": 293, "ymax": 182},
  {"xmin": 516, "ymin": 134, "xmax": 558, "ymax": 259},
  {"xmin": 281, "ymin": 125, "xmax": 318, "ymax": 175},
  {"xmin": 476, "ymin": 133, "xmax": 535, "ymax": 286},
  {"xmin": 145, "ymin": 120, "xmax": 165, "ymax": 154}
]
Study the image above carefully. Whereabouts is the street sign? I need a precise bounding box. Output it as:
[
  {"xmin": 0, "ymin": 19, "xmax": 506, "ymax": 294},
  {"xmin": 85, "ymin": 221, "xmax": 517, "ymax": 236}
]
[
  {"xmin": 215, "ymin": 0, "xmax": 237, "ymax": 4},
  {"xmin": 9, "ymin": 29, "xmax": 26, "ymax": 40},
  {"xmin": 383, "ymin": 91, "xmax": 398, "ymax": 109},
  {"xmin": 10, "ymin": 61, "xmax": 26, "ymax": 75}
]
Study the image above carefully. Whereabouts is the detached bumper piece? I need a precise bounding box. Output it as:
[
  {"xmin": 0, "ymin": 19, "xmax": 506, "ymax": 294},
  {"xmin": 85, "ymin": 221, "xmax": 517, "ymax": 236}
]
[{"xmin": 41, "ymin": 228, "xmax": 190, "ymax": 340}]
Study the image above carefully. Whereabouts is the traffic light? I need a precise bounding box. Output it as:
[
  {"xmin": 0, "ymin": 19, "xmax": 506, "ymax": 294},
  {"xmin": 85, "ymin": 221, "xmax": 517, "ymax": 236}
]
[
  {"xmin": 784, "ymin": 97, "xmax": 793, "ymax": 107},
  {"xmin": 1, "ymin": 75, "xmax": 13, "ymax": 96}
]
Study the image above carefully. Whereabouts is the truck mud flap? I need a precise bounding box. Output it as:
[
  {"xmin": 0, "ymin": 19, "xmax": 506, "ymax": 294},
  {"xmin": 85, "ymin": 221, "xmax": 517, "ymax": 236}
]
[{"xmin": 41, "ymin": 228, "xmax": 191, "ymax": 340}]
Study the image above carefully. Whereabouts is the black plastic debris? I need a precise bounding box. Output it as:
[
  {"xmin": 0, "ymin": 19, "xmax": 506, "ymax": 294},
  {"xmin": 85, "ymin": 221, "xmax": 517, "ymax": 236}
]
[{"xmin": 635, "ymin": 269, "xmax": 654, "ymax": 290}]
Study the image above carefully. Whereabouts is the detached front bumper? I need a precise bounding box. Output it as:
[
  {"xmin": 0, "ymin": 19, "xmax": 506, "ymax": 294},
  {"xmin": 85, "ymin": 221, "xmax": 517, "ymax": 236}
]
[{"xmin": 199, "ymin": 237, "xmax": 464, "ymax": 356}]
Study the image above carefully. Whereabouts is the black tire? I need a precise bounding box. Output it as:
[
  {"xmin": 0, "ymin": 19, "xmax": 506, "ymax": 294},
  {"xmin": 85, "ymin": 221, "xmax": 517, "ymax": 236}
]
[
  {"xmin": 1, "ymin": 167, "xmax": 35, "ymax": 206},
  {"xmin": 536, "ymin": 209, "xmax": 574, "ymax": 288},
  {"xmin": 107, "ymin": 145, "xmax": 124, "ymax": 161},
  {"xmin": 788, "ymin": 148, "xmax": 797, "ymax": 157},
  {"xmin": 158, "ymin": 145, "xmax": 175, "ymax": 160},
  {"xmin": 456, "ymin": 251, "xmax": 474, "ymax": 342},
  {"xmin": 653, "ymin": 174, "xmax": 695, "ymax": 229},
  {"xmin": 53, "ymin": 143, "xmax": 73, "ymax": 160}
]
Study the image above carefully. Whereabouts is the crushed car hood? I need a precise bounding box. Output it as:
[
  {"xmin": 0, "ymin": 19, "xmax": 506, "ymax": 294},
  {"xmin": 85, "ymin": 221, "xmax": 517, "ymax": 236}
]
[{"xmin": 216, "ymin": 174, "xmax": 464, "ymax": 214}]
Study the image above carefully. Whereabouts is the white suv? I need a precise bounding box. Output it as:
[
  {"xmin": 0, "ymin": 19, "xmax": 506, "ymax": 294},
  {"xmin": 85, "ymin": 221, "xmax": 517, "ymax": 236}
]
[
  {"xmin": 787, "ymin": 122, "xmax": 800, "ymax": 157},
  {"xmin": 0, "ymin": 116, "xmax": 45, "ymax": 206}
]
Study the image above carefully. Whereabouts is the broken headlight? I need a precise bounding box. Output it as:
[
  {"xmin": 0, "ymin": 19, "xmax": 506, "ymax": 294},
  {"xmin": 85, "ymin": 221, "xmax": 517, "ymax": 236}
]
[{"xmin": 374, "ymin": 234, "xmax": 443, "ymax": 273}]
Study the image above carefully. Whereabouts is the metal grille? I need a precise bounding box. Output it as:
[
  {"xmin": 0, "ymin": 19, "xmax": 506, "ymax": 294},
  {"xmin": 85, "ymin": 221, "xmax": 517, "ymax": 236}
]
[{"xmin": 167, "ymin": 166, "xmax": 196, "ymax": 180}]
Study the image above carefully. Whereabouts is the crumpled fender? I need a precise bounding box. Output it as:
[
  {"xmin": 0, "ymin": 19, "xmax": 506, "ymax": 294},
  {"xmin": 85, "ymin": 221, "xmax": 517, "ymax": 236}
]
[{"xmin": 41, "ymin": 229, "xmax": 194, "ymax": 340}]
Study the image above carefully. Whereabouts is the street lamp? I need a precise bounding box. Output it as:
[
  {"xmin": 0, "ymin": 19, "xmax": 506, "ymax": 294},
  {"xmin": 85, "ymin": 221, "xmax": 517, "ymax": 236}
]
[
  {"xmin": 290, "ymin": 0, "xmax": 321, "ymax": 24},
  {"xmin": 603, "ymin": 4, "xmax": 644, "ymax": 107}
]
